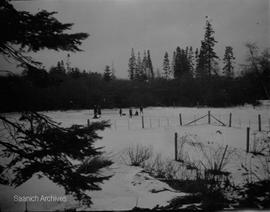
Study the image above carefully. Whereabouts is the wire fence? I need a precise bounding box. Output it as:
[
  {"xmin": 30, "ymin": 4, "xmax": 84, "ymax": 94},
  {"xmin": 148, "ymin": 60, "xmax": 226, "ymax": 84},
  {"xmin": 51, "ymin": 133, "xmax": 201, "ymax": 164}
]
[{"xmin": 92, "ymin": 111, "xmax": 270, "ymax": 133}]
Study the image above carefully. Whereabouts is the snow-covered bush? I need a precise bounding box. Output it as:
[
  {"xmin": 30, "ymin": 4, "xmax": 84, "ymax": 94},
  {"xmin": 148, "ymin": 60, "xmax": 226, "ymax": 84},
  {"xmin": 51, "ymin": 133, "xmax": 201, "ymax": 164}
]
[
  {"xmin": 143, "ymin": 154, "xmax": 182, "ymax": 179},
  {"xmin": 124, "ymin": 144, "xmax": 153, "ymax": 167}
]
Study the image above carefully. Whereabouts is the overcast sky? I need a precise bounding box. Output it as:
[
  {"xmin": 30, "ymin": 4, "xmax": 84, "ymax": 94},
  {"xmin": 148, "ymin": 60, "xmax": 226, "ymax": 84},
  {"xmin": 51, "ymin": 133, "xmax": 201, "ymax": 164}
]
[{"xmin": 1, "ymin": 0, "xmax": 269, "ymax": 78}]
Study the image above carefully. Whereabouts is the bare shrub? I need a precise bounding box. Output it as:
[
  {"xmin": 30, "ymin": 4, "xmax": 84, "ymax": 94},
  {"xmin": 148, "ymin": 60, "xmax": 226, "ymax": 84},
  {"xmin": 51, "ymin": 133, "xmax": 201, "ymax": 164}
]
[
  {"xmin": 143, "ymin": 153, "xmax": 165, "ymax": 177},
  {"xmin": 124, "ymin": 144, "xmax": 153, "ymax": 166},
  {"xmin": 199, "ymin": 145, "xmax": 235, "ymax": 172},
  {"xmin": 243, "ymin": 134, "xmax": 270, "ymax": 182},
  {"xmin": 175, "ymin": 134, "xmax": 237, "ymax": 184},
  {"xmin": 143, "ymin": 154, "xmax": 182, "ymax": 179},
  {"xmin": 163, "ymin": 159, "xmax": 182, "ymax": 179}
]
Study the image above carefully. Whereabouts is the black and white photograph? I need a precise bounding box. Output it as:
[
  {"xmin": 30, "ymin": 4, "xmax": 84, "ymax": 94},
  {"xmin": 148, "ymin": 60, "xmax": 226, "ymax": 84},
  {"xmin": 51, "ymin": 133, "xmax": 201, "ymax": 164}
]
[{"xmin": 0, "ymin": 0, "xmax": 269, "ymax": 211}]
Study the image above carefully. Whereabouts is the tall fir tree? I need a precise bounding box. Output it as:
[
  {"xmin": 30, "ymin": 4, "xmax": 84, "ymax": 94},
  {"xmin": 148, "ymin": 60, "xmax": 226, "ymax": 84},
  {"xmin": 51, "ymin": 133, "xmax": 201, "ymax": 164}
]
[
  {"xmin": 147, "ymin": 50, "xmax": 154, "ymax": 80},
  {"xmin": 128, "ymin": 48, "xmax": 136, "ymax": 80},
  {"xmin": 173, "ymin": 47, "xmax": 181, "ymax": 78},
  {"xmin": 222, "ymin": 46, "xmax": 235, "ymax": 78},
  {"xmin": 197, "ymin": 18, "xmax": 219, "ymax": 78},
  {"xmin": 162, "ymin": 51, "xmax": 171, "ymax": 79}
]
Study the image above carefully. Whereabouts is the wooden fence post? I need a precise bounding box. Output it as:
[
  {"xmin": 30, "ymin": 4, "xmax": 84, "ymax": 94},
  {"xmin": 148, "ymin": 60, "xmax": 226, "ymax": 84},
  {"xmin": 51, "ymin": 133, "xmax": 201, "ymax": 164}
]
[
  {"xmin": 175, "ymin": 132, "xmax": 178, "ymax": 161},
  {"xmin": 179, "ymin": 113, "xmax": 182, "ymax": 126},
  {"xmin": 25, "ymin": 202, "xmax": 28, "ymax": 212},
  {"xmin": 229, "ymin": 113, "xmax": 232, "ymax": 127},
  {"xmin": 246, "ymin": 127, "xmax": 250, "ymax": 153},
  {"xmin": 258, "ymin": 114, "xmax": 261, "ymax": 132},
  {"xmin": 87, "ymin": 119, "xmax": 90, "ymax": 127},
  {"xmin": 208, "ymin": 111, "xmax": 211, "ymax": 125},
  {"xmin": 219, "ymin": 145, "xmax": 228, "ymax": 170},
  {"xmin": 142, "ymin": 116, "xmax": 144, "ymax": 129}
]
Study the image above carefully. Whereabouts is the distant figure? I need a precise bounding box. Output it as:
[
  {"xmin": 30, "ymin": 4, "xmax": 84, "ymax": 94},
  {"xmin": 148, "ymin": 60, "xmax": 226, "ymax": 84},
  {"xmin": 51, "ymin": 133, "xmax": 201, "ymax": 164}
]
[
  {"xmin": 129, "ymin": 108, "xmax": 133, "ymax": 118},
  {"xmin": 134, "ymin": 111, "xmax": 139, "ymax": 116},
  {"xmin": 119, "ymin": 108, "xmax": 122, "ymax": 116},
  {"xmin": 139, "ymin": 106, "xmax": 144, "ymax": 115},
  {"xmin": 98, "ymin": 105, "xmax": 101, "ymax": 116},
  {"xmin": 93, "ymin": 105, "xmax": 98, "ymax": 119}
]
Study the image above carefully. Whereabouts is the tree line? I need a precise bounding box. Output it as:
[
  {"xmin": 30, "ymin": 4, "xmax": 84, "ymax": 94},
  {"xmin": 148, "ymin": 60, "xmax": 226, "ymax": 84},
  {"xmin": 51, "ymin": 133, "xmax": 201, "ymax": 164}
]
[
  {"xmin": 128, "ymin": 18, "xmax": 236, "ymax": 81},
  {"xmin": 0, "ymin": 57, "xmax": 268, "ymax": 112},
  {"xmin": 1, "ymin": 17, "xmax": 269, "ymax": 112}
]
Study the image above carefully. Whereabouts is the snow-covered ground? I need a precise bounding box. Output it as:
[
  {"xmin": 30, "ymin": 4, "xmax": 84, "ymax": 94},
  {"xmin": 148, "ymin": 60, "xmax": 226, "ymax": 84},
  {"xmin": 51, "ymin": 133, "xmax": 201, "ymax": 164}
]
[
  {"xmin": 0, "ymin": 106, "xmax": 269, "ymax": 211},
  {"xmin": 0, "ymin": 164, "xmax": 186, "ymax": 212}
]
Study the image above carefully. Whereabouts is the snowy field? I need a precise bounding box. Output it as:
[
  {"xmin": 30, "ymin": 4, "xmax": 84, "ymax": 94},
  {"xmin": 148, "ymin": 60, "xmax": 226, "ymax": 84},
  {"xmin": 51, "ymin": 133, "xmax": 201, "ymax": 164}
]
[{"xmin": 0, "ymin": 105, "xmax": 269, "ymax": 211}]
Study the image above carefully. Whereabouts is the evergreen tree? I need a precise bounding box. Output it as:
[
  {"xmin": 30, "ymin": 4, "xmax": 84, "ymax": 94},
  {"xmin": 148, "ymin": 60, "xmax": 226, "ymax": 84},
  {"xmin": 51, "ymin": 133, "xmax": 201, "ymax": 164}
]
[
  {"xmin": 68, "ymin": 67, "xmax": 82, "ymax": 79},
  {"xmin": 173, "ymin": 47, "xmax": 181, "ymax": 78},
  {"xmin": 0, "ymin": 0, "xmax": 112, "ymax": 206},
  {"xmin": 223, "ymin": 46, "xmax": 235, "ymax": 78},
  {"xmin": 194, "ymin": 48, "xmax": 200, "ymax": 78},
  {"xmin": 50, "ymin": 60, "xmax": 66, "ymax": 75},
  {"xmin": 171, "ymin": 51, "xmax": 176, "ymax": 78},
  {"xmin": 182, "ymin": 48, "xmax": 191, "ymax": 77},
  {"xmin": 142, "ymin": 50, "xmax": 148, "ymax": 80},
  {"xmin": 162, "ymin": 51, "xmax": 171, "ymax": 79},
  {"xmin": 188, "ymin": 46, "xmax": 195, "ymax": 77},
  {"xmin": 198, "ymin": 18, "xmax": 219, "ymax": 78},
  {"xmin": 0, "ymin": 0, "xmax": 88, "ymax": 68},
  {"xmin": 49, "ymin": 60, "xmax": 67, "ymax": 84},
  {"xmin": 128, "ymin": 48, "xmax": 136, "ymax": 80},
  {"xmin": 147, "ymin": 50, "xmax": 154, "ymax": 79},
  {"xmin": 135, "ymin": 51, "xmax": 143, "ymax": 80},
  {"xmin": 103, "ymin": 65, "xmax": 112, "ymax": 81},
  {"xmin": 196, "ymin": 41, "xmax": 208, "ymax": 78},
  {"xmin": 173, "ymin": 46, "xmax": 192, "ymax": 79},
  {"xmin": 0, "ymin": 112, "xmax": 112, "ymax": 206}
]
